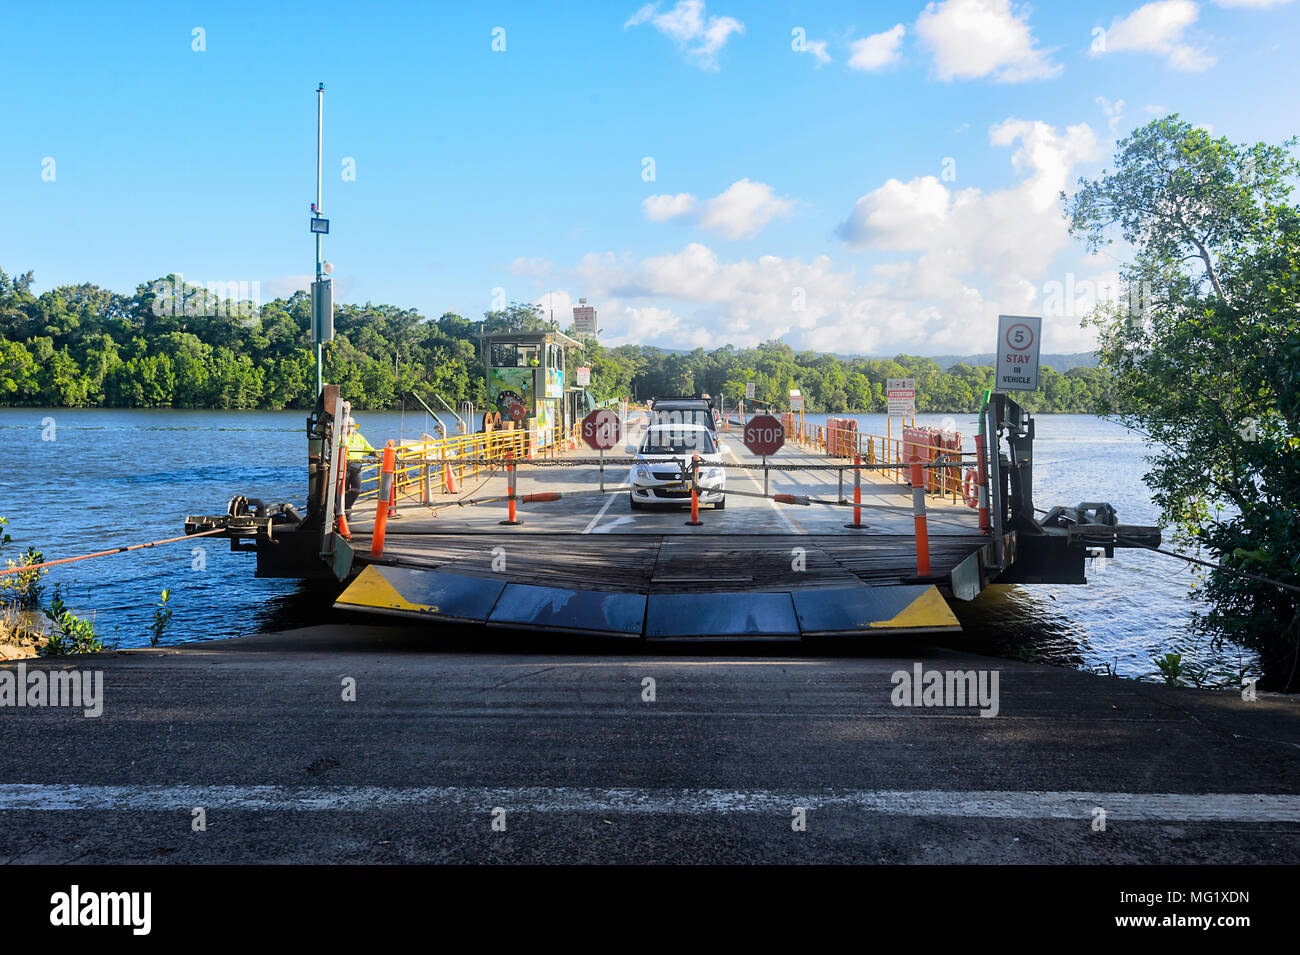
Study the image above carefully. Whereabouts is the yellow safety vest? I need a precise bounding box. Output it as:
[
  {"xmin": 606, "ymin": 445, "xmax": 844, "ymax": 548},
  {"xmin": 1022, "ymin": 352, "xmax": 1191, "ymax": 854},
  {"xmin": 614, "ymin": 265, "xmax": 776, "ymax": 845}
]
[{"xmin": 345, "ymin": 429, "xmax": 375, "ymax": 461}]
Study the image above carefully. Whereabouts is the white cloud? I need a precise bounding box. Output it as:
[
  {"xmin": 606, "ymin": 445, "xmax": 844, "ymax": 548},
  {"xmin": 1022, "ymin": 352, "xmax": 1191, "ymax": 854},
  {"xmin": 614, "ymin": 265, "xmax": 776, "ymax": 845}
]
[
  {"xmin": 837, "ymin": 177, "xmax": 954, "ymax": 251},
  {"xmin": 574, "ymin": 238, "xmax": 1098, "ymax": 355},
  {"xmin": 625, "ymin": 3, "xmax": 657, "ymax": 26},
  {"xmin": 915, "ymin": 0, "xmax": 1061, "ymax": 82},
  {"xmin": 507, "ymin": 256, "xmax": 553, "ymax": 278},
  {"xmin": 625, "ymin": 1, "xmax": 744, "ymax": 71},
  {"xmin": 534, "ymin": 289, "xmax": 578, "ymax": 324},
  {"xmin": 265, "ymin": 274, "xmax": 313, "ymax": 299},
  {"xmin": 1096, "ymin": 96, "xmax": 1126, "ymax": 138},
  {"xmin": 1093, "ymin": 1, "xmax": 1216, "ymax": 72},
  {"xmin": 830, "ymin": 118, "xmax": 1100, "ymax": 344},
  {"xmin": 620, "ymin": 305, "xmax": 719, "ymax": 348},
  {"xmin": 559, "ymin": 117, "xmax": 1110, "ymax": 356},
  {"xmin": 699, "ymin": 179, "xmax": 795, "ymax": 239},
  {"xmin": 643, "ymin": 193, "xmax": 699, "ymax": 222},
  {"xmin": 643, "ymin": 179, "xmax": 794, "ymax": 238},
  {"xmin": 574, "ymin": 243, "xmax": 856, "ymax": 347},
  {"xmin": 801, "ymin": 39, "xmax": 831, "ymax": 66},
  {"xmin": 848, "ymin": 24, "xmax": 906, "ymax": 71}
]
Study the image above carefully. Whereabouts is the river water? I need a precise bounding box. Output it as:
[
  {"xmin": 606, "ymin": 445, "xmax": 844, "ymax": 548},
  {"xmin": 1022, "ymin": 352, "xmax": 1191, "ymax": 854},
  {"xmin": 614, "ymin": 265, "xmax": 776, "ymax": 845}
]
[{"xmin": 0, "ymin": 407, "xmax": 1256, "ymax": 682}]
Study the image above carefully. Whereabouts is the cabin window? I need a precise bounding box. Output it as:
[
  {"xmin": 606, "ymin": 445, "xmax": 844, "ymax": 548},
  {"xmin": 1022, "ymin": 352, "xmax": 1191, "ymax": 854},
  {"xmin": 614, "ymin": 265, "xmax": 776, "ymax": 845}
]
[{"xmin": 490, "ymin": 344, "xmax": 539, "ymax": 367}]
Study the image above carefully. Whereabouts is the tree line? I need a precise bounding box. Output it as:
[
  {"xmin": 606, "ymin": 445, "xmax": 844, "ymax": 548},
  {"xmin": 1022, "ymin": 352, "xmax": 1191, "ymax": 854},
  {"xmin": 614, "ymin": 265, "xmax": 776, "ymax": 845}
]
[{"xmin": 0, "ymin": 273, "xmax": 1110, "ymax": 414}]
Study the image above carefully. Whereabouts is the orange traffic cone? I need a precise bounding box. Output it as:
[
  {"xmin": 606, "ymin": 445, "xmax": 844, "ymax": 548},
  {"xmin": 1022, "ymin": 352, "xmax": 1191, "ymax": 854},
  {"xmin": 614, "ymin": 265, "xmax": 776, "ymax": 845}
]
[{"xmin": 443, "ymin": 461, "xmax": 459, "ymax": 494}]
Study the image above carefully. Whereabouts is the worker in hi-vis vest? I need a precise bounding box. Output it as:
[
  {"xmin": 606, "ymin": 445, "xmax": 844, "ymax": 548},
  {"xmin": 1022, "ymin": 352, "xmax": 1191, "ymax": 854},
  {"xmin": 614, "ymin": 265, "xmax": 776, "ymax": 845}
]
[{"xmin": 343, "ymin": 419, "xmax": 375, "ymax": 521}]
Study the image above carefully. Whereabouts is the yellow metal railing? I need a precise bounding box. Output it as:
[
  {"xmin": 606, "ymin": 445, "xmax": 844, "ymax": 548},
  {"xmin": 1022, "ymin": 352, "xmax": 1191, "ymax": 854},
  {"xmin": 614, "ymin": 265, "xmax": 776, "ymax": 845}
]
[{"xmin": 355, "ymin": 419, "xmax": 587, "ymax": 504}]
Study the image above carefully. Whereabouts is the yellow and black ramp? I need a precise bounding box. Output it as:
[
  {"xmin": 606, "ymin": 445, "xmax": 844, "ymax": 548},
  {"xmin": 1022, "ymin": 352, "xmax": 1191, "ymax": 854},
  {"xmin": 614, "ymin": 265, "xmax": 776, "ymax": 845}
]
[
  {"xmin": 335, "ymin": 564, "xmax": 959, "ymax": 638},
  {"xmin": 791, "ymin": 584, "xmax": 960, "ymax": 636},
  {"xmin": 334, "ymin": 564, "xmax": 506, "ymax": 623},
  {"xmin": 334, "ymin": 564, "xmax": 646, "ymax": 636}
]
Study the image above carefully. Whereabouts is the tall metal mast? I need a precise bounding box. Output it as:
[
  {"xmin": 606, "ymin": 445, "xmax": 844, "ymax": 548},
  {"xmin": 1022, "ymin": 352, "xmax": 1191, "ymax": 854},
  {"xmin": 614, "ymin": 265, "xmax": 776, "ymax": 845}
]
[
  {"xmin": 315, "ymin": 83, "xmax": 324, "ymax": 396},
  {"xmin": 310, "ymin": 83, "xmax": 333, "ymax": 397}
]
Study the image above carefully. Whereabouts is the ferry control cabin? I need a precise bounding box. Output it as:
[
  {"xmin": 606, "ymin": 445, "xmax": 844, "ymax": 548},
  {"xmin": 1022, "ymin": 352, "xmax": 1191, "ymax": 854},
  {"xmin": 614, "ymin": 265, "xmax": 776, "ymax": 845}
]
[{"xmin": 478, "ymin": 329, "xmax": 589, "ymax": 445}]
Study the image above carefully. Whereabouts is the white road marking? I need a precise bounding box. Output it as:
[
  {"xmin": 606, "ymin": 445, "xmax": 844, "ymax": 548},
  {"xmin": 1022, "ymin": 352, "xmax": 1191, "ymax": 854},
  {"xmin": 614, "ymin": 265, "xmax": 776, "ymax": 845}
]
[
  {"xmin": 0, "ymin": 784, "xmax": 1296, "ymax": 821},
  {"xmin": 581, "ymin": 480, "xmax": 623, "ymax": 534},
  {"xmin": 591, "ymin": 515, "xmax": 636, "ymax": 533},
  {"xmin": 583, "ymin": 418, "xmax": 642, "ymax": 534},
  {"xmin": 728, "ymin": 447, "xmax": 802, "ymax": 534}
]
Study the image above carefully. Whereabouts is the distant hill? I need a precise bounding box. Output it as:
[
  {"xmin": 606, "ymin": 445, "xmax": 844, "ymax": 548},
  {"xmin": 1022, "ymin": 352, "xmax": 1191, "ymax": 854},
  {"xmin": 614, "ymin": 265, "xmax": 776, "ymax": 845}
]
[
  {"xmin": 921, "ymin": 352, "xmax": 1098, "ymax": 372},
  {"xmin": 821, "ymin": 351, "xmax": 1098, "ymax": 372},
  {"xmin": 638, "ymin": 344, "xmax": 1099, "ymax": 372}
]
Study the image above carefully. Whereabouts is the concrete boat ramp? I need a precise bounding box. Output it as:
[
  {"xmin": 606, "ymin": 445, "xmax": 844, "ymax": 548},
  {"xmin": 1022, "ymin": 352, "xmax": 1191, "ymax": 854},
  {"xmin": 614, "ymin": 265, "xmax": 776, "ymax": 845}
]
[{"xmin": 1, "ymin": 627, "xmax": 1297, "ymax": 864}]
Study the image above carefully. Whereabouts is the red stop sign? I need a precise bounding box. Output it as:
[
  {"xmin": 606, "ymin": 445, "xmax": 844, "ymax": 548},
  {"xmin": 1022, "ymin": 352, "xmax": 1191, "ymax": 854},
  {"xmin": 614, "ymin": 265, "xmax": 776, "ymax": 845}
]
[
  {"xmin": 743, "ymin": 414, "xmax": 785, "ymax": 456},
  {"xmin": 581, "ymin": 409, "xmax": 622, "ymax": 450}
]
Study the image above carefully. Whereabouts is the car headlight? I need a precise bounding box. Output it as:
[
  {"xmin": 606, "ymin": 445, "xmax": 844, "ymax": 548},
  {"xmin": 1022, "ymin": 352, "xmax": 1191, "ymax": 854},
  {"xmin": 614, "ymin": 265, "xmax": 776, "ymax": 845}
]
[
  {"xmin": 702, "ymin": 467, "xmax": 725, "ymax": 481},
  {"xmin": 635, "ymin": 463, "xmax": 653, "ymax": 478}
]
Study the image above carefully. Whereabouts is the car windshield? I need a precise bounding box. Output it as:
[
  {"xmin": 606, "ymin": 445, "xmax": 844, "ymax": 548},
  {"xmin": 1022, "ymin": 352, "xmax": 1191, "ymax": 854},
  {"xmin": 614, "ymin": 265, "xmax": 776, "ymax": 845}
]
[
  {"xmin": 651, "ymin": 408, "xmax": 713, "ymax": 430},
  {"xmin": 641, "ymin": 429, "xmax": 715, "ymax": 455}
]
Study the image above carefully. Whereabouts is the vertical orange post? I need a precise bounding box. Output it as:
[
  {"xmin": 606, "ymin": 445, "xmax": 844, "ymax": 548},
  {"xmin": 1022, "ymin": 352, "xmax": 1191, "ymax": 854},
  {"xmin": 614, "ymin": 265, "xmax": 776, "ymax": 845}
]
[
  {"xmin": 370, "ymin": 442, "xmax": 396, "ymax": 558},
  {"xmin": 844, "ymin": 453, "xmax": 865, "ymax": 529},
  {"xmin": 976, "ymin": 442, "xmax": 991, "ymax": 533},
  {"xmin": 499, "ymin": 450, "xmax": 521, "ymax": 525},
  {"xmin": 910, "ymin": 460, "xmax": 931, "ymax": 576},
  {"xmin": 333, "ymin": 421, "xmax": 351, "ymax": 539},
  {"xmin": 685, "ymin": 454, "xmax": 702, "ymax": 526},
  {"xmin": 854, "ymin": 455, "xmax": 861, "ymax": 523}
]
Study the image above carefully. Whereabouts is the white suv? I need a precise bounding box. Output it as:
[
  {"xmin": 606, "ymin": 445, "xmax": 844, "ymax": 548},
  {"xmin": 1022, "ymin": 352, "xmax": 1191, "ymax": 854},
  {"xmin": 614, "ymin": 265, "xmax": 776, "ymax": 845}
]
[{"xmin": 627, "ymin": 423, "xmax": 728, "ymax": 510}]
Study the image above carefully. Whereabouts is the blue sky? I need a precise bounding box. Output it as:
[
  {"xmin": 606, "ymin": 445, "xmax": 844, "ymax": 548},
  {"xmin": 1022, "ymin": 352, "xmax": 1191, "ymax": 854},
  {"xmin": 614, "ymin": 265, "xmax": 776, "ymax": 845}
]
[{"xmin": 2, "ymin": 0, "xmax": 1296, "ymax": 355}]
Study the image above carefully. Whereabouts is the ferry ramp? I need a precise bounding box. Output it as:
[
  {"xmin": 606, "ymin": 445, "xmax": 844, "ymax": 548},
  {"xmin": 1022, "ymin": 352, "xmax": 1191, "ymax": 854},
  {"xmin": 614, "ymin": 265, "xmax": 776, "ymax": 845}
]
[{"xmin": 334, "ymin": 418, "xmax": 990, "ymax": 639}]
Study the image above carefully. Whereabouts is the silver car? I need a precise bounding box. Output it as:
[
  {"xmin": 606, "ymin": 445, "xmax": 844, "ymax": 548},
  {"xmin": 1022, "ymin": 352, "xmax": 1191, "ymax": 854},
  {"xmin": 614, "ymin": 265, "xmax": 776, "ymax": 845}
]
[{"xmin": 627, "ymin": 424, "xmax": 728, "ymax": 510}]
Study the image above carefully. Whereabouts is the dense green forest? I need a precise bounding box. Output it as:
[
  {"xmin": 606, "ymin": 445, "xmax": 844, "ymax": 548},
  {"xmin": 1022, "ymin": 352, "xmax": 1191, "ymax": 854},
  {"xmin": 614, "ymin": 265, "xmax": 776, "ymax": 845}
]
[{"xmin": 0, "ymin": 269, "xmax": 1111, "ymax": 414}]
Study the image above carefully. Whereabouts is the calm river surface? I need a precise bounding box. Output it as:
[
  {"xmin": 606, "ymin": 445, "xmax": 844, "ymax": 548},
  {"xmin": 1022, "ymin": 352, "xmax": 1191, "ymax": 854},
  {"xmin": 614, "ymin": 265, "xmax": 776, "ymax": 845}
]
[{"xmin": 0, "ymin": 408, "xmax": 1256, "ymax": 682}]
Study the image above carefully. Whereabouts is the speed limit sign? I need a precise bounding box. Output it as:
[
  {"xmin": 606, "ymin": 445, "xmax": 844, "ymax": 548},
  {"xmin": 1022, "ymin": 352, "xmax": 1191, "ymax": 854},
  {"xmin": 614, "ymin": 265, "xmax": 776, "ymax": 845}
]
[{"xmin": 995, "ymin": 314, "xmax": 1042, "ymax": 392}]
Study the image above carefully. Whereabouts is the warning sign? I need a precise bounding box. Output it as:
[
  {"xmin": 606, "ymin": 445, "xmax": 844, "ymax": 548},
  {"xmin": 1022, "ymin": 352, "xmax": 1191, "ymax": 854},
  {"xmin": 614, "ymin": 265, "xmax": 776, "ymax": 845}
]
[
  {"xmin": 572, "ymin": 306, "xmax": 597, "ymax": 336},
  {"xmin": 995, "ymin": 315, "xmax": 1042, "ymax": 392},
  {"xmin": 886, "ymin": 377, "xmax": 915, "ymax": 417}
]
